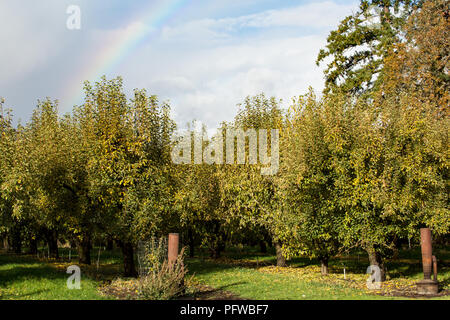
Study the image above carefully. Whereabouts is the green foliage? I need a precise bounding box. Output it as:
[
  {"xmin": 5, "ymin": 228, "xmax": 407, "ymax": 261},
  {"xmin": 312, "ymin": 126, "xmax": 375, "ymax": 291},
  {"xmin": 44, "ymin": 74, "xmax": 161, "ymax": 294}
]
[
  {"xmin": 280, "ymin": 90, "xmax": 347, "ymax": 264},
  {"xmin": 317, "ymin": 0, "xmax": 422, "ymax": 95},
  {"xmin": 0, "ymin": 98, "xmax": 14, "ymax": 236}
]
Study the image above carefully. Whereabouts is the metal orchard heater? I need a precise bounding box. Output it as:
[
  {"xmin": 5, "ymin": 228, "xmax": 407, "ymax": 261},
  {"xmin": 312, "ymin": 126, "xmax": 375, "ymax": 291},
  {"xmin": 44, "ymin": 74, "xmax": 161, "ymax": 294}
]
[
  {"xmin": 416, "ymin": 228, "xmax": 439, "ymax": 295},
  {"xmin": 168, "ymin": 233, "xmax": 180, "ymax": 266}
]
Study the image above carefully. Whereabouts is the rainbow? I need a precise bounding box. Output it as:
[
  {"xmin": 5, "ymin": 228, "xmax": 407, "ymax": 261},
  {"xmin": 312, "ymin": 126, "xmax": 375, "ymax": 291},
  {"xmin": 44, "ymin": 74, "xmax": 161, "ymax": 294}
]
[{"xmin": 64, "ymin": 0, "xmax": 189, "ymax": 109}]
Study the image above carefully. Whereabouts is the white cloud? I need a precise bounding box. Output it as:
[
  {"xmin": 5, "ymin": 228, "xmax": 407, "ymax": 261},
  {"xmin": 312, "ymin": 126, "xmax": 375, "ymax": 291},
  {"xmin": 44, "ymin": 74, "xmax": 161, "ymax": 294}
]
[
  {"xmin": 121, "ymin": 1, "xmax": 359, "ymax": 130},
  {"xmin": 0, "ymin": 2, "xmax": 67, "ymax": 85},
  {"xmin": 123, "ymin": 35, "xmax": 328, "ymax": 130},
  {"xmin": 235, "ymin": 1, "xmax": 357, "ymax": 28},
  {"xmin": 160, "ymin": 1, "xmax": 357, "ymax": 43}
]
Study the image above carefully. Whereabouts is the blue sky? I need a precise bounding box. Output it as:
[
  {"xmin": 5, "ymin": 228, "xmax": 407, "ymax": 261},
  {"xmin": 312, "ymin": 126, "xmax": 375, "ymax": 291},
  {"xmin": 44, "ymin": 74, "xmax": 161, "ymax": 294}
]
[{"xmin": 0, "ymin": 0, "xmax": 358, "ymax": 129}]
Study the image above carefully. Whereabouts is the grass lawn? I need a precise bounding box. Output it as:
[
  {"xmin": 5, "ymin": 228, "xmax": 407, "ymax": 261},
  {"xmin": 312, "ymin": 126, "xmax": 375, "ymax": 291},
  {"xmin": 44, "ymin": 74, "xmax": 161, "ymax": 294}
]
[
  {"xmin": 187, "ymin": 259, "xmax": 387, "ymax": 300},
  {"xmin": 0, "ymin": 252, "xmax": 109, "ymax": 300},
  {"xmin": 0, "ymin": 246, "xmax": 449, "ymax": 300},
  {"xmin": 186, "ymin": 246, "xmax": 450, "ymax": 300}
]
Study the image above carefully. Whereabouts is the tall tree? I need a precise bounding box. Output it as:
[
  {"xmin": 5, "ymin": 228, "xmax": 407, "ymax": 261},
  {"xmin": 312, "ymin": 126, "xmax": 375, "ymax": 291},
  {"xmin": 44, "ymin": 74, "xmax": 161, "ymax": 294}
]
[
  {"xmin": 280, "ymin": 90, "xmax": 346, "ymax": 274},
  {"xmin": 78, "ymin": 77, "xmax": 176, "ymax": 276},
  {"xmin": 3, "ymin": 99, "xmax": 69, "ymax": 258},
  {"xmin": 317, "ymin": 0, "xmax": 421, "ymax": 95},
  {"xmin": 218, "ymin": 94, "xmax": 288, "ymax": 266},
  {"xmin": 0, "ymin": 98, "xmax": 17, "ymax": 252},
  {"xmin": 381, "ymin": 0, "xmax": 449, "ymax": 110}
]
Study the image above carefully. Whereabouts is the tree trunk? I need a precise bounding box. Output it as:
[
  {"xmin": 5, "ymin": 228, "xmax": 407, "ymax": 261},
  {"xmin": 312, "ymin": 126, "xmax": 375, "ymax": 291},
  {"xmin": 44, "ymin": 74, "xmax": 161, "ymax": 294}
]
[
  {"xmin": 13, "ymin": 242, "xmax": 22, "ymax": 254},
  {"xmin": 77, "ymin": 234, "xmax": 91, "ymax": 265},
  {"xmin": 48, "ymin": 237, "xmax": 59, "ymax": 259},
  {"xmin": 28, "ymin": 237, "xmax": 38, "ymax": 255},
  {"xmin": 210, "ymin": 246, "xmax": 221, "ymax": 259},
  {"xmin": 11, "ymin": 227, "xmax": 22, "ymax": 254},
  {"xmin": 188, "ymin": 229, "xmax": 195, "ymax": 258},
  {"xmin": 259, "ymin": 240, "xmax": 267, "ymax": 254},
  {"xmin": 106, "ymin": 238, "xmax": 114, "ymax": 251},
  {"xmin": 209, "ymin": 238, "xmax": 225, "ymax": 259},
  {"xmin": 45, "ymin": 230, "xmax": 59, "ymax": 259},
  {"xmin": 320, "ymin": 257, "xmax": 329, "ymax": 275},
  {"xmin": 48, "ymin": 240, "xmax": 58, "ymax": 258},
  {"xmin": 3, "ymin": 236, "xmax": 10, "ymax": 252},
  {"xmin": 120, "ymin": 241, "xmax": 137, "ymax": 277},
  {"xmin": 275, "ymin": 241, "xmax": 287, "ymax": 267},
  {"xmin": 367, "ymin": 247, "xmax": 386, "ymax": 282},
  {"xmin": 219, "ymin": 241, "xmax": 226, "ymax": 256}
]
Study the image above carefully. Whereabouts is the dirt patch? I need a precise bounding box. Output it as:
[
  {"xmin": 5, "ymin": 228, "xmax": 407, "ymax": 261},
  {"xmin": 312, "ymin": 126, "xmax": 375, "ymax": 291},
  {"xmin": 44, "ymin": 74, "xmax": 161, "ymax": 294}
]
[
  {"xmin": 376, "ymin": 288, "xmax": 450, "ymax": 299},
  {"xmin": 98, "ymin": 279, "xmax": 140, "ymax": 300}
]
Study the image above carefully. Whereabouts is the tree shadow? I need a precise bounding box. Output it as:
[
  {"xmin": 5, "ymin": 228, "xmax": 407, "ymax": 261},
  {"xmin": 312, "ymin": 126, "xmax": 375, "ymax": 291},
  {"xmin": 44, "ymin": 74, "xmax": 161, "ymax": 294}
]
[
  {"xmin": 1, "ymin": 289, "xmax": 50, "ymax": 299},
  {"xmin": 186, "ymin": 258, "xmax": 239, "ymax": 276},
  {"xmin": 180, "ymin": 282, "xmax": 248, "ymax": 300},
  {"xmin": 0, "ymin": 264, "xmax": 65, "ymax": 288}
]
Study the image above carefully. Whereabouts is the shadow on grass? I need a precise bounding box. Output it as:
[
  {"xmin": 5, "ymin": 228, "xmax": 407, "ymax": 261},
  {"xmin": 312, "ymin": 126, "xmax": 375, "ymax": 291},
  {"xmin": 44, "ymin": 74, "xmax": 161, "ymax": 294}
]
[
  {"xmin": 1, "ymin": 289, "xmax": 50, "ymax": 299},
  {"xmin": 187, "ymin": 245, "xmax": 450, "ymax": 284},
  {"xmin": 186, "ymin": 258, "xmax": 239, "ymax": 276},
  {"xmin": 0, "ymin": 262, "xmax": 65, "ymax": 289},
  {"xmin": 0, "ymin": 252, "xmax": 47, "ymax": 266},
  {"xmin": 0, "ymin": 252, "xmax": 113, "ymax": 300},
  {"xmin": 180, "ymin": 281, "xmax": 248, "ymax": 300}
]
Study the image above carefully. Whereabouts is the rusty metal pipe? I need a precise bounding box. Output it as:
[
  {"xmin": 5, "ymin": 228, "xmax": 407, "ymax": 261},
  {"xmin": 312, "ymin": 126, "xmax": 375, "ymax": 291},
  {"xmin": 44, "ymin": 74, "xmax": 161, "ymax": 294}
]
[
  {"xmin": 432, "ymin": 255, "xmax": 438, "ymax": 282},
  {"xmin": 417, "ymin": 228, "xmax": 439, "ymax": 295},
  {"xmin": 168, "ymin": 233, "xmax": 179, "ymax": 266},
  {"xmin": 420, "ymin": 228, "xmax": 433, "ymax": 280}
]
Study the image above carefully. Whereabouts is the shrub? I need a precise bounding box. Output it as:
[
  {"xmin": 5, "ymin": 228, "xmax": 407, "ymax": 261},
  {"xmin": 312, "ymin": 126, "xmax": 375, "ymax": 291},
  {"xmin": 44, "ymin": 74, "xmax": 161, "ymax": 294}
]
[{"xmin": 138, "ymin": 248, "xmax": 192, "ymax": 300}]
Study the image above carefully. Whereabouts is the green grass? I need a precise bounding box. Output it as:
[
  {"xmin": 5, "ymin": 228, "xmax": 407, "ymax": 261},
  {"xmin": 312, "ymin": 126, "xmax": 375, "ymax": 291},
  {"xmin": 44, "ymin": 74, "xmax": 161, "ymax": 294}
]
[
  {"xmin": 0, "ymin": 253, "xmax": 109, "ymax": 300},
  {"xmin": 185, "ymin": 245, "xmax": 450, "ymax": 300},
  {"xmin": 187, "ymin": 259, "xmax": 391, "ymax": 300}
]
